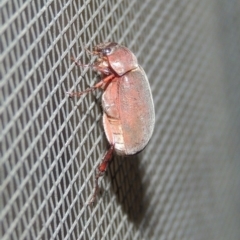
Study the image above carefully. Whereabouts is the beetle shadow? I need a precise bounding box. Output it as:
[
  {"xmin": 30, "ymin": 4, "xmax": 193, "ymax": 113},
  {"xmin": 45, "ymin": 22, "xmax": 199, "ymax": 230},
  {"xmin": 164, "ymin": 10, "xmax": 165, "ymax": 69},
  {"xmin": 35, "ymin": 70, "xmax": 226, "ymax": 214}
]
[{"xmin": 106, "ymin": 153, "xmax": 147, "ymax": 226}]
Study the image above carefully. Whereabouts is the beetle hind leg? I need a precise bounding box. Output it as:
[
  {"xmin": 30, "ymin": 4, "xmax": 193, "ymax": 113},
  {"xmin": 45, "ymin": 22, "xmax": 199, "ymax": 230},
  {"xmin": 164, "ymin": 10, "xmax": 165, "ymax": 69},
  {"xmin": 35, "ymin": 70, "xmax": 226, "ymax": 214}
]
[{"xmin": 88, "ymin": 144, "xmax": 114, "ymax": 205}]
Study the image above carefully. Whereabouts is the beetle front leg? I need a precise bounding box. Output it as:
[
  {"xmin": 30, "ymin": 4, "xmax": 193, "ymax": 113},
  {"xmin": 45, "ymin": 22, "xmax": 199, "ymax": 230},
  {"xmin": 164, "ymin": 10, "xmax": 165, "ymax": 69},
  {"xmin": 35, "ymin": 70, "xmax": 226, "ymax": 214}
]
[
  {"xmin": 88, "ymin": 144, "xmax": 114, "ymax": 205},
  {"xmin": 67, "ymin": 74, "xmax": 115, "ymax": 98}
]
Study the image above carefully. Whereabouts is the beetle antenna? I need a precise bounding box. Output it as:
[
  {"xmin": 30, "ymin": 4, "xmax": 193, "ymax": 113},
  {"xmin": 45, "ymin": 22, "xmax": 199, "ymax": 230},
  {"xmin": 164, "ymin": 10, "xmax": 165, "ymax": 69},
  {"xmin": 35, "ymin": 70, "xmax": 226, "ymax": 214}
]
[
  {"xmin": 84, "ymin": 45, "xmax": 98, "ymax": 56},
  {"xmin": 84, "ymin": 47, "xmax": 94, "ymax": 55}
]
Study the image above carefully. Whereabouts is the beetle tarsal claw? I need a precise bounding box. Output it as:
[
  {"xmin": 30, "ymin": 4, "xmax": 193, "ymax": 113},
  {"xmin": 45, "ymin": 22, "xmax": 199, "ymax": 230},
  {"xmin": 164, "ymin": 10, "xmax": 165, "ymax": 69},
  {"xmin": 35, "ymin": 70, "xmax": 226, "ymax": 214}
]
[
  {"xmin": 66, "ymin": 91, "xmax": 73, "ymax": 98},
  {"xmin": 66, "ymin": 91, "xmax": 82, "ymax": 98},
  {"xmin": 87, "ymin": 180, "xmax": 100, "ymax": 205}
]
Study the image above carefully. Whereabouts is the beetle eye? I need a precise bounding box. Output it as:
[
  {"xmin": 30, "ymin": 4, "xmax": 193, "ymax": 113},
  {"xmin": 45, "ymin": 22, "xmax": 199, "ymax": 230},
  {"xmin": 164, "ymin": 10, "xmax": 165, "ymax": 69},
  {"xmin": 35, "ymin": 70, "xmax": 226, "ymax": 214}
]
[{"xmin": 102, "ymin": 48, "xmax": 111, "ymax": 55}]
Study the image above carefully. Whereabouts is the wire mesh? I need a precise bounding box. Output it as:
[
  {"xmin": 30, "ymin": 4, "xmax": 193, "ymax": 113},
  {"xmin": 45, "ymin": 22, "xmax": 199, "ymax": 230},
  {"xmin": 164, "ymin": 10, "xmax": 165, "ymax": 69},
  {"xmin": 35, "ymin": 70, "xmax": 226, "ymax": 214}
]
[{"xmin": 1, "ymin": 0, "xmax": 240, "ymax": 239}]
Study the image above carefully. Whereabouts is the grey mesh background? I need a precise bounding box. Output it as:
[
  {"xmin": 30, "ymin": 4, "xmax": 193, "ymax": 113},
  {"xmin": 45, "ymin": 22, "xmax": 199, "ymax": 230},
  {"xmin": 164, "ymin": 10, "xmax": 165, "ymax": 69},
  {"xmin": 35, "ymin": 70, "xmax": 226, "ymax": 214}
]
[{"xmin": 1, "ymin": 0, "xmax": 240, "ymax": 239}]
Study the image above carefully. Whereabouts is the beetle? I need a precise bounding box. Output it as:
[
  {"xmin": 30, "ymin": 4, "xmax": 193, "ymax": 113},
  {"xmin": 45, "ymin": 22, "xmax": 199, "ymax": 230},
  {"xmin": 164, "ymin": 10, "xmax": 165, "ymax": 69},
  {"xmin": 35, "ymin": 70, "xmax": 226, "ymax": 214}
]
[{"xmin": 68, "ymin": 42, "xmax": 155, "ymax": 204}]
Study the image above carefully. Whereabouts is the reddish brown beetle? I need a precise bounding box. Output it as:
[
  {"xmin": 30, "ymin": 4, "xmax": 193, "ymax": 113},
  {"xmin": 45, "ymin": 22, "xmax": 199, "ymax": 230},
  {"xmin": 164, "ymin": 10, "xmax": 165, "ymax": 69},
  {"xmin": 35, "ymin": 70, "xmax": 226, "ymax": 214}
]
[{"xmin": 69, "ymin": 42, "xmax": 155, "ymax": 204}]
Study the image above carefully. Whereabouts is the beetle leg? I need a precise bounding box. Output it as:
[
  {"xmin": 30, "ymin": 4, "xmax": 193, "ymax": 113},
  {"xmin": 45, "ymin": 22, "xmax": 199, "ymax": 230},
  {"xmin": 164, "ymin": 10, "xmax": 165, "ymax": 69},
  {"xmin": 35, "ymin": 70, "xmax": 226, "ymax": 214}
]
[
  {"xmin": 67, "ymin": 74, "xmax": 115, "ymax": 97},
  {"xmin": 71, "ymin": 57, "xmax": 96, "ymax": 69},
  {"xmin": 88, "ymin": 144, "xmax": 114, "ymax": 205}
]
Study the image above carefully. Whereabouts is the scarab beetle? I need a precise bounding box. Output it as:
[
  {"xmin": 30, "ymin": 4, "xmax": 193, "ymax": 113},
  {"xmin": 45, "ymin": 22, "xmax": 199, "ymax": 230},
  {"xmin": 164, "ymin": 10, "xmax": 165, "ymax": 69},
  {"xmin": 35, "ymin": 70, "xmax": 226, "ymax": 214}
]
[{"xmin": 68, "ymin": 42, "xmax": 155, "ymax": 204}]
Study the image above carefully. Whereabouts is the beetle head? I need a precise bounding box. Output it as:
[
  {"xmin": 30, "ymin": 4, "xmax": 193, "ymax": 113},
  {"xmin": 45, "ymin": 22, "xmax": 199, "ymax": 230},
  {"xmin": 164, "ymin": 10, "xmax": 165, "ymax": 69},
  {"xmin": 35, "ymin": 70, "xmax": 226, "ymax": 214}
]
[
  {"xmin": 93, "ymin": 42, "xmax": 139, "ymax": 76},
  {"xmin": 93, "ymin": 42, "xmax": 118, "ymax": 56}
]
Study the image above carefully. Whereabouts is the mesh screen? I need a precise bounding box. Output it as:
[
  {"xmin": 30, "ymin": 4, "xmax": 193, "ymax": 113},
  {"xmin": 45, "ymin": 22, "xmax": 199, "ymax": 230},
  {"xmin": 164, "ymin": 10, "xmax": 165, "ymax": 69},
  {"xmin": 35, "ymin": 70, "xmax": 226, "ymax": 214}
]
[{"xmin": 1, "ymin": 0, "xmax": 240, "ymax": 239}]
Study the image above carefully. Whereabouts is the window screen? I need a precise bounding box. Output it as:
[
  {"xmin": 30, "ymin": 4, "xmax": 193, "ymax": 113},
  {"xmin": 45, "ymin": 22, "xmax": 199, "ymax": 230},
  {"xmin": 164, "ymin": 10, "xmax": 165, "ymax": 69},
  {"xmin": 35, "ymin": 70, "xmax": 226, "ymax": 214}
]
[{"xmin": 1, "ymin": 0, "xmax": 240, "ymax": 239}]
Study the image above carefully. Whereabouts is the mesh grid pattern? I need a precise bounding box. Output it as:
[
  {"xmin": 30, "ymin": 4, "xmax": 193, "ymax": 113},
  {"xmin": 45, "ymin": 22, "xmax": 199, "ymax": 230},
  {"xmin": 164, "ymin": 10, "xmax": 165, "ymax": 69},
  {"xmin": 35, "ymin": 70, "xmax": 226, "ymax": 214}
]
[{"xmin": 1, "ymin": 0, "xmax": 240, "ymax": 239}]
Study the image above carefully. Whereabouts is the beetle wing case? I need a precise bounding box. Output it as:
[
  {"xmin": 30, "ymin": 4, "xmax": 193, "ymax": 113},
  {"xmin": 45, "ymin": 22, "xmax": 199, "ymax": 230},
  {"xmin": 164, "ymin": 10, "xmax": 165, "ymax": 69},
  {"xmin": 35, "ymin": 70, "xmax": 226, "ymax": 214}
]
[{"xmin": 102, "ymin": 66, "xmax": 155, "ymax": 156}]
